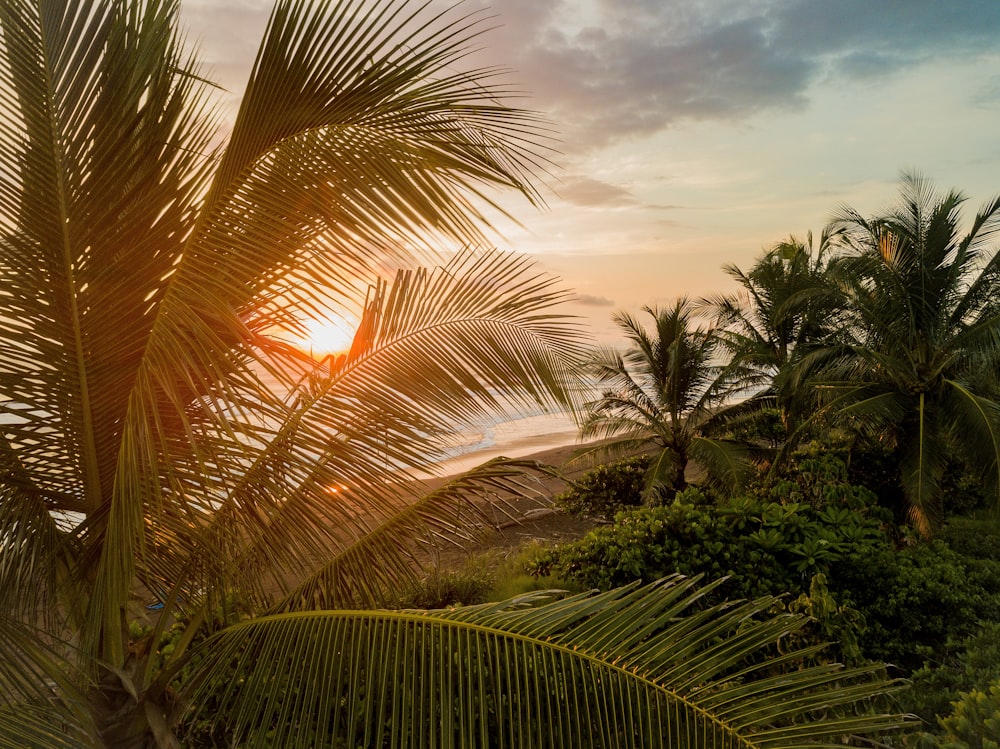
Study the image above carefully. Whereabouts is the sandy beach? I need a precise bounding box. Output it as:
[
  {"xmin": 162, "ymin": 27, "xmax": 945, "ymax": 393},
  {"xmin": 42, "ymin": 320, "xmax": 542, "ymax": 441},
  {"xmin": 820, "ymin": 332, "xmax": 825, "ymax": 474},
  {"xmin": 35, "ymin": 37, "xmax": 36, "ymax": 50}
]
[{"xmin": 413, "ymin": 430, "xmax": 616, "ymax": 565}]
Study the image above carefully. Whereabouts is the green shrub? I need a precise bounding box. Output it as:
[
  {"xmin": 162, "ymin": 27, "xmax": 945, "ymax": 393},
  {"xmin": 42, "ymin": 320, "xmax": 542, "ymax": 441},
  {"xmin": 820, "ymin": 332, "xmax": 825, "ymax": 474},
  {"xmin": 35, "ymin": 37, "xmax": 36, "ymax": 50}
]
[
  {"xmin": 830, "ymin": 542, "xmax": 1000, "ymax": 673},
  {"xmin": 726, "ymin": 406, "xmax": 786, "ymax": 448},
  {"xmin": 906, "ymin": 622, "xmax": 1000, "ymax": 729},
  {"xmin": 392, "ymin": 567, "xmax": 495, "ymax": 609},
  {"xmin": 908, "ymin": 681, "xmax": 1000, "ymax": 748},
  {"xmin": 939, "ymin": 518, "xmax": 1000, "ymax": 561},
  {"xmin": 556, "ymin": 454, "xmax": 652, "ymax": 521},
  {"xmin": 533, "ymin": 487, "xmax": 889, "ymax": 603},
  {"xmin": 937, "ymin": 682, "xmax": 1000, "ymax": 748},
  {"xmin": 781, "ymin": 573, "xmax": 868, "ymax": 668}
]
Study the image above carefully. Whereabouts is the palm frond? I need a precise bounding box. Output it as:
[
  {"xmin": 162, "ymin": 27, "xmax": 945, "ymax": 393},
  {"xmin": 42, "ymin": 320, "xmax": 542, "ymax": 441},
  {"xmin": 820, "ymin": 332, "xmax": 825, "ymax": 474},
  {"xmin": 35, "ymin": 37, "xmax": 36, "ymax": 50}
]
[
  {"xmin": 180, "ymin": 576, "xmax": 912, "ymax": 748},
  {"xmin": 267, "ymin": 458, "xmax": 559, "ymax": 612},
  {"xmin": 689, "ymin": 436, "xmax": 751, "ymax": 492},
  {"xmin": 0, "ymin": 617, "xmax": 97, "ymax": 747},
  {"xmin": 135, "ymin": 248, "xmax": 584, "ymax": 611}
]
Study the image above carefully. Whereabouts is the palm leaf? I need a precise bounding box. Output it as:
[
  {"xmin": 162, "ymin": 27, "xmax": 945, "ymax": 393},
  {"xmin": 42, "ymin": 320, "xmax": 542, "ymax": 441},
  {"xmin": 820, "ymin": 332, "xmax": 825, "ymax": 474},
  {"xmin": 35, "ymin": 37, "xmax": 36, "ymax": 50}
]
[
  {"xmin": 267, "ymin": 457, "xmax": 559, "ymax": 612},
  {"xmin": 0, "ymin": 618, "xmax": 98, "ymax": 747},
  {"xmin": 689, "ymin": 436, "xmax": 751, "ymax": 492},
  {"xmin": 143, "ymin": 248, "xmax": 583, "ymax": 614},
  {"xmin": 180, "ymin": 576, "xmax": 912, "ymax": 748}
]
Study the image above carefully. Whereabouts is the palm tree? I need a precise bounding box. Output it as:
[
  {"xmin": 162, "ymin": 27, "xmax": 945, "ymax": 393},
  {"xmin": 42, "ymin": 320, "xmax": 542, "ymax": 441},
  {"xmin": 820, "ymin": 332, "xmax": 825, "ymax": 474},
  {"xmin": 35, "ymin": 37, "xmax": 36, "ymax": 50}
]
[
  {"xmin": 805, "ymin": 172, "xmax": 1000, "ymax": 534},
  {"xmin": 0, "ymin": 0, "xmax": 580, "ymax": 743},
  {"xmin": 579, "ymin": 300, "xmax": 749, "ymax": 495},
  {"xmin": 703, "ymin": 230, "xmax": 844, "ymax": 440},
  {"xmin": 0, "ymin": 0, "xmax": 910, "ymax": 745}
]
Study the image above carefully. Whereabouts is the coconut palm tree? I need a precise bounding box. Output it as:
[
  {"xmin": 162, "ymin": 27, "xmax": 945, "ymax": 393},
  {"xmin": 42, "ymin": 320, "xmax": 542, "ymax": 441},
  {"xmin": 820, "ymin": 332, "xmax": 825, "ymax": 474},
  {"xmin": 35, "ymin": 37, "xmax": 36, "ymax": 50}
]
[
  {"xmin": 703, "ymin": 230, "xmax": 844, "ymax": 441},
  {"xmin": 0, "ymin": 0, "xmax": 580, "ymax": 742},
  {"xmin": 805, "ymin": 172, "xmax": 1000, "ymax": 534},
  {"xmin": 579, "ymin": 300, "xmax": 749, "ymax": 495},
  {"xmin": 0, "ymin": 0, "xmax": 910, "ymax": 745}
]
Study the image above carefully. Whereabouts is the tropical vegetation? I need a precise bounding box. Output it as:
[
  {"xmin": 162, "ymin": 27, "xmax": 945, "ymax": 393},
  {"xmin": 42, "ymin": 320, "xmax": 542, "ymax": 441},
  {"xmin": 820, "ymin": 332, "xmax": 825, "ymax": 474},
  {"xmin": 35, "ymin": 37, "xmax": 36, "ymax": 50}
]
[
  {"xmin": 546, "ymin": 171, "xmax": 1000, "ymax": 746},
  {"xmin": 702, "ymin": 230, "xmax": 841, "ymax": 438},
  {"xmin": 577, "ymin": 300, "xmax": 750, "ymax": 497},
  {"xmin": 805, "ymin": 174, "xmax": 1000, "ymax": 533},
  {"xmin": 0, "ymin": 0, "xmax": 917, "ymax": 747}
]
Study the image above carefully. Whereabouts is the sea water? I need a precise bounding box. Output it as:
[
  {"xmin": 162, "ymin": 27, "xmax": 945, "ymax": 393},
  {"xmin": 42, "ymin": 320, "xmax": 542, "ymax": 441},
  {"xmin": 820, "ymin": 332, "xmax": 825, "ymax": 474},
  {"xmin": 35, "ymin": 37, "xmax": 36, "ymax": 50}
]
[{"xmin": 428, "ymin": 409, "xmax": 581, "ymax": 477}]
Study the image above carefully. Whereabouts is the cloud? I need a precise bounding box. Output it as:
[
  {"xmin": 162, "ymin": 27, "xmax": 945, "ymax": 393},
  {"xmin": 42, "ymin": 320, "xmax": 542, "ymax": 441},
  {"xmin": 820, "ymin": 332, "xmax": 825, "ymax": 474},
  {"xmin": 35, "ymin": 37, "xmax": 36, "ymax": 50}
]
[
  {"xmin": 973, "ymin": 75, "xmax": 1000, "ymax": 107},
  {"xmin": 462, "ymin": 0, "xmax": 1000, "ymax": 152},
  {"xmin": 184, "ymin": 0, "xmax": 1000, "ymax": 154},
  {"xmin": 573, "ymin": 293, "xmax": 616, "ymax": 307},
  {"xmin": 556, "ymin": 176, "xmax": 637, "ymax": 207}
]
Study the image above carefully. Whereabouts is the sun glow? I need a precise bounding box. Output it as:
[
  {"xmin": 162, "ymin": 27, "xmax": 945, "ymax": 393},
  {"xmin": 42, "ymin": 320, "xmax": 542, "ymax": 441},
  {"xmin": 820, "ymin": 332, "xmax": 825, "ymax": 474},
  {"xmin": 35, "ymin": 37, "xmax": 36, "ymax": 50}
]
[{"xmin": 300, "ymin": 316, "xmax": 357, "ymax": 358}]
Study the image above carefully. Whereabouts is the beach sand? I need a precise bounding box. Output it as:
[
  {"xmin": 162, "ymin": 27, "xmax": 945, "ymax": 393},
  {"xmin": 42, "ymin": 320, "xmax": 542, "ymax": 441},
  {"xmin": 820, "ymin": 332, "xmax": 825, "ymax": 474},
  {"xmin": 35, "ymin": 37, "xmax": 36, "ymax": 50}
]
[{"xmin": 413, "ymin": 434, "xmax": 615, "ymax": 569}]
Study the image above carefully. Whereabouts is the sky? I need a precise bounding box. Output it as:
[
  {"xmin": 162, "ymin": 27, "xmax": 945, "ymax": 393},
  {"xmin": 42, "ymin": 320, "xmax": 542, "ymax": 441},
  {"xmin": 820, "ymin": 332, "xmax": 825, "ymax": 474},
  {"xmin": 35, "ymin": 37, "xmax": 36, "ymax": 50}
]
[{"xmin": 181, "ymin": 0, "xmax": 1000, "ymax": 344}]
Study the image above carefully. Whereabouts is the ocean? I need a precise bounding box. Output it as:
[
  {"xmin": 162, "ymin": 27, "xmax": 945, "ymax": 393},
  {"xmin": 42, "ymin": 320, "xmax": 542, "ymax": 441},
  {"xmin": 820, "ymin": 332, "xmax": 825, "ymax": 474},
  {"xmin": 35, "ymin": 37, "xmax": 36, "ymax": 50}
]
[{"xmin": 427, "ymin": 409, "xmax": 582, "ymax": 477}]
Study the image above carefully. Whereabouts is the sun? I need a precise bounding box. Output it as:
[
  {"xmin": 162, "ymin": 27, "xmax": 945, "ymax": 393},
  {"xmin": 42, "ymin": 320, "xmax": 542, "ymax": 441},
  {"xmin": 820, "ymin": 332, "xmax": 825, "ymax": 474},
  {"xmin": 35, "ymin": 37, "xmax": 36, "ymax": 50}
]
[{"xmin": 300, "ymin": 316, "xmax": 357, "ymax": 358}]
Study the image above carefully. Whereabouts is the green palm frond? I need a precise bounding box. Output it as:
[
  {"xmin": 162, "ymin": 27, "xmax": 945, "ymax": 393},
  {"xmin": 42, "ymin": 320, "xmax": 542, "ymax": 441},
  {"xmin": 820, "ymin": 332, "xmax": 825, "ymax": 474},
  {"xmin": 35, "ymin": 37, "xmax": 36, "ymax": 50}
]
[
  {"xmin": 268, "ymin": 457, "xmax": 558, "ymax": 612},
  {"xmin": 0, "ymin": 618, "xmax": 97, "ymax": 747},
  {"xmin": 180, "ymin": 576, "xmax": 912, "ymax": 748},
  {"xmin": 689, "ymin": 436, "xmax": 751, "ymax": 492}
]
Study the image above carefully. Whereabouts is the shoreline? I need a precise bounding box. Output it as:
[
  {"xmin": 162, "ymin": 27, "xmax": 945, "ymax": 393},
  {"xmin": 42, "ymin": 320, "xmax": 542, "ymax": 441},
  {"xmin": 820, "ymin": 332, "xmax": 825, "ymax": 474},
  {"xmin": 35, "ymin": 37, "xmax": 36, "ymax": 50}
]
[{"xmin": 428, "ymin": 425, "xmax": 586, "ymax": 477}]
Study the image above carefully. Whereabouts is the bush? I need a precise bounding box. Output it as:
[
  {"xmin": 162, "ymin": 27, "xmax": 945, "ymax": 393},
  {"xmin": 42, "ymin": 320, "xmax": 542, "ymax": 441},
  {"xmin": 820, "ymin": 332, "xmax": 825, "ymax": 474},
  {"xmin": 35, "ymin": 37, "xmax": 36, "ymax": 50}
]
[
  {"xmin": 392, "ymin": 567, "xmax": 495, "ymax": 609},
  {"xmin": 906, "ymin": 622, "xmax": 1000, "ymax": 729},
  {"xmin": 829, "ymin": 542, "xmax": 1000, "ymax": 674},
  {"xmin": 534, "ymin": 485, "xmax": 889, "ymax": 603},
  {"xmin": 937, "ymin": 682, "xmax": 1000, "ymax": 748},
  {"xmin": 908, "ymin": 681, "xmax": 1000, "ymax": 748},
  {"xmin": 556, "ymin": 454, "xmax": 652, "ymax": 521}
]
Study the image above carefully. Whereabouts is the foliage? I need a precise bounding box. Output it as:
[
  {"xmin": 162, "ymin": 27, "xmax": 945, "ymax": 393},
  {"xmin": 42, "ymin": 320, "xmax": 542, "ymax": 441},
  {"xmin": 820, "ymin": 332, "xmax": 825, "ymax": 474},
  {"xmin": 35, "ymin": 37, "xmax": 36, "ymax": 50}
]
[
  {"xmin": 936, "ymin": 683, "xmax": 1000, "ymax": 748},
  {"xmin": 577, "ymin": 299, "xmax": 751, "ymax": 496},
  {"xmin": 703, "ymin": 232, "xmax": 844, "ymax": 438},
  {"xmin": 783, "ymin": 573, "xmax": 867, "ymax": 668},
  {"xmin": 179, "ymin": 576, "xmax": 912, "ymax": 748},
  {"xmin": 803, "ymin": 171, "xmax": 1000, "ymax": 534},
  {"xmin": 556, "ymin": 454, "xmax": 652, "ymax": 520},
  {"xmin": 908, "ymin": 681, "xmax": 1000, "ymax": 749},
  {"xmin": 0, "ymin": 0, "xmax": 591, "ymax": 744},
  {"xmin": 534, "ymin": 481, "xmax": 889, "ymax": 603},
  {"xmin": 905, "ymin": 622, "xmax": 1000, "ymax": 731},
  {"xmin": 829, "ymin": 542, "xmax": 1000, "ymax": 673},
  {"xmin": 391, "ymin": 567, "xmax": 495, "ymax": 609}
]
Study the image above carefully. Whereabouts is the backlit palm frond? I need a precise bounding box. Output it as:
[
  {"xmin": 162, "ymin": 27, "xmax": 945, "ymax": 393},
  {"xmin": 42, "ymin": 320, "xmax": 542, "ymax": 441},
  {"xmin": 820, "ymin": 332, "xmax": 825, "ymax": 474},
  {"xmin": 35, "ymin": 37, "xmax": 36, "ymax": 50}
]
[
  {"xmin": 0, "ymin": 618, "xmax": 97, "ymax": 748},
  {"xmin": 267, "ymin": 458, "xmax": 559, "ymax": 612},
  {"xmin": 40, "ymin": 0, "xmax": 558, "ymax": 665},
  {"xmin": 135, "ymin": 248, "xmax": 583, "ymax": 614},
  {"xmin": 180, "ymin": 576, "xmax": 912, "ymax": 748},
  {"xmin": 0, "ymin": 481, "xmax": 75, "ymax": 623},
  {"xmin": 0, "ymin": 0, "xmax": 219, "ymax": 518},
  {"xmin": 175, "ymin": 0, "xmax": 555, "ymax": 349},
  {"xmin": 0, "ymin": 0, "xmax": 225, "ymax": 665}
]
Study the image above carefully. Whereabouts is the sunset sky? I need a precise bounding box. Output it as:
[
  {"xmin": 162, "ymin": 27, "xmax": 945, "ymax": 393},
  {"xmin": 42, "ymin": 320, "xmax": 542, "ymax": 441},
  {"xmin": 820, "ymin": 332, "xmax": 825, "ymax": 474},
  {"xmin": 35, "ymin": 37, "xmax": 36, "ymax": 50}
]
[{"xmin": 182, "ymin": 0, "xmax": 1000, "ymax": 344}]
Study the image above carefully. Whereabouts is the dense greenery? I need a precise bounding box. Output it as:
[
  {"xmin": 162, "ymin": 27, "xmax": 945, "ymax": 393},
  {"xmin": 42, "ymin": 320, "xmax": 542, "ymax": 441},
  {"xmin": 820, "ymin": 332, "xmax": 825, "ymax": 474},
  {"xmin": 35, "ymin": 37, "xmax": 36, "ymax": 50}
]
[
  {"xmin": 0, "ymin": 0, "xmax": 917, "ymax": 746},
  {"xmin": 556, "ymin": 454, "xmax": 653, "ymax": 520},
  {"xmin": 532, "ymin": 443, "xmax": 1000, "ymax": 745},
  {"xmin": 808, "ymin": 175, "xmax": 1000, "ymax": 534}
]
